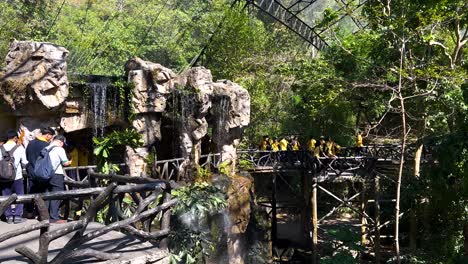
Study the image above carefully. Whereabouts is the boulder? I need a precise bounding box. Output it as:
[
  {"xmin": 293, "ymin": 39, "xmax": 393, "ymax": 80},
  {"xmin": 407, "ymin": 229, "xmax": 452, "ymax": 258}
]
[
  {"xmin": 125, "ymin": 146, "xmax": 149, "ymax": 177},
  {"xmin": 132, "ymin": 114, "xmax": 162, "ymax": 147},
  {"xmin": 0, "ymin": 40, "xmax": 69, "ymax": 111},
  {"xmin": 126, "ymin": 58, "xmax": 175, "ymax": 114}
]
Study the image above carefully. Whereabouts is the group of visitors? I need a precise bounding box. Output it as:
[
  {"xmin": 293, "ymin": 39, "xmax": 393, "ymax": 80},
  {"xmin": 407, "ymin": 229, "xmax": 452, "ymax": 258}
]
[
  {"xmin": 0, "ymin": 128, "xmax": 71, "ymax": 224},
  {"xmin": 259, "ymin": 132, "xmax": 366, "ymax": 157},
  {"xmin": 259, "ymin": 135, "xmax": 342, "ymax": 157}
]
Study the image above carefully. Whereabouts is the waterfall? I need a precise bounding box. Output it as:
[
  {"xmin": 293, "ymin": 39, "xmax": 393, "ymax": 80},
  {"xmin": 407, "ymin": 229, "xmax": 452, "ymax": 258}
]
[
  {"xmin": 215, "ymin": 96, "xmax": 230, "ymax": 152},
  {"xmin": 171, "ymin": 90, "xmax": 196, "ymax": 158},
  {"xmin": 91, "ymin": 82, "xmax": 108, "ymax": 138}
]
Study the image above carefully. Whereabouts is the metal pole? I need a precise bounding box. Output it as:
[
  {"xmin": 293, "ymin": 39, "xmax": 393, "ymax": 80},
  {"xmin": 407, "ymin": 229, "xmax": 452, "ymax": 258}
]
[
  {"xmin": 361, "ymin": 182, "xmax": 368, "ymax": 245},
  {"xmin": 271, "ymin": 172, "xmax": 278, "ymax": 257},
  {"xmin": 374, "ymin": 174, "xmax": 381, "ymax": 263},
  {"xmin": 312, "ymin": 178, "xmax": 318, "ymax": 263}
]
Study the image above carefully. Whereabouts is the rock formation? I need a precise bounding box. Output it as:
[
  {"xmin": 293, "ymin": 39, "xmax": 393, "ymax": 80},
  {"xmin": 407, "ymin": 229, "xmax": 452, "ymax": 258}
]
[
  {"xmin": 0, "ymin": 40, "xmax": 69, "ymax": 145},
  {"xmin": 227, "ymin": 174, "xmax": 253, "ymax": 264},
  {"xmin": 0, "ymin": 41, "xmax": 252, "ymax": 264},
  {"xmin": 125, "ymin": 58, "xmax": 176, "ymax": 176},
  {"xmin": 125, "ymin": 57, "xmax": 250, "ymax": 179},
  {"xmin": 0, "ymin": 40, "xmax": 69, "ymax": 112}
]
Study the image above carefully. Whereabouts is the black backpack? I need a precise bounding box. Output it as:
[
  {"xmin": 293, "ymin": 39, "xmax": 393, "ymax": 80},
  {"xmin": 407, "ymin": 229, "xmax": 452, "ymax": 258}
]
[
  {"xmin": 32, "ymin": 146, "xmax": 56, "ymax": 182},
  {"xmin": 0, "ymin": 145, "xmax": 20, "ymax": 182}
]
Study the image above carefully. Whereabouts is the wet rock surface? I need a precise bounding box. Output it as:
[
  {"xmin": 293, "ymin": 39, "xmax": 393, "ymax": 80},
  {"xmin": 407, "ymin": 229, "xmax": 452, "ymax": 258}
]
[{"xmin": 125, "ymin": 57, "xmax": 250, "ymax": 178}]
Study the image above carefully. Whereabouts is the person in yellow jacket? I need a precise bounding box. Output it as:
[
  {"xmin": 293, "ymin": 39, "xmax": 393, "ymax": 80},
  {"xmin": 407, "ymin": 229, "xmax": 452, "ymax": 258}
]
[
  {"xmin": 356, "ymin": 132, "xmax": 364, "ymax": 156},
  {"xmin": 259, "ymin": 135, "xmax": 270, "ymax": 151},
  {"xmin": 271, "ymin": 138, "xmax": 280, "ymax": 151},
  {"xmin": 332, "ymin": 142, "xmax": 342, "ymax": 156},
  {"xmin": 325, "ymin": 137, "xmax": 336, "ymax": 157},
  {"xmin": 313, "ymin": 141, "xmax": 321, "ymax": 158},
  {"xmin": 279, "ymin": 137, "xmax": 288, "ymax": 151},
  {"xmin": 291, "ymin": 136, "xmax": 301, "ymax": 151},
  {"xmin": 307, "ymin": 136, "xmax": 316, "ymax": 151}
]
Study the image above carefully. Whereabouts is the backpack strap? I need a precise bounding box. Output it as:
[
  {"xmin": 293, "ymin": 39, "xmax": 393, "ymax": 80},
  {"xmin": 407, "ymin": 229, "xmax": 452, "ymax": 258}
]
[
  {"xmin": 45, "ymin": 146, "xmax": 61, "ymax": 172},
  {"xmin": 47, "ymin": 146, "xmax": 56, "ymax": 152},
  {"xmin": 0, "ymin": 145, "xmax": 19, "ymax": 158},
  {"xmin": 7, "ymin": 145, "xmax": 20, "ymax": 157},
  {"xmin": 0, "ymin": 145, "xmax": 7, "ymax": 158}
]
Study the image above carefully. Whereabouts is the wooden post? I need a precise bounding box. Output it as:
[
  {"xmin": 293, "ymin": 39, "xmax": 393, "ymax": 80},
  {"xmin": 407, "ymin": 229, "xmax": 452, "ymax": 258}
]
[
  {"xmin": 271, "ymin": 173, "xmax": 277, "ymax": 257},
  {"xmin": 159, "ymin": 184, "xmax": 172, "ymax": 249},
  {"xmin": 360, "ymin": 182, "xmax": 368, "ymax": 245},
  {"xmin": 410, "ymin": 144, "xmax": 423, "ymax": 251},
  {"xmin": 374, "ymin": 174, "xmax": 381, "ymax": 264},
  {"xmin": 312, "ymin": 178, "xmax": 318, "ymax": 264}
]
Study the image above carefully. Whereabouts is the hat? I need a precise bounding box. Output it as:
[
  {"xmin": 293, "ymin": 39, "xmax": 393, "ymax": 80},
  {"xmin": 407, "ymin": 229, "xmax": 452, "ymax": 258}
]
[
  {"xmin": 40, "ymin": 127, "xmax": 54, "ymax": 135},
  {"xmin": 54, "ymin": 135, "xmax": 67, "ymax": 146}
]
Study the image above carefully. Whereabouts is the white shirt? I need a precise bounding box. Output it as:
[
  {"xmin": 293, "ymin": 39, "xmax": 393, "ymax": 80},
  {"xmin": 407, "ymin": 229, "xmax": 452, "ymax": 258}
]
[
  {"xmin": 0, "ymin": 141, "xmax": 28, "ymax": 180},
  {"xmin": 46, "ymin": 145, "xmax": 68, "ymax": 175}
]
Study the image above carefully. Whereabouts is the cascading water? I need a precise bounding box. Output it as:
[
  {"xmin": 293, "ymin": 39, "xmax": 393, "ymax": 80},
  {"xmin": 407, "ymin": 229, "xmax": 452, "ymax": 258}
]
[
  {"xmin": 171, "ymin": 90, "xmax": 196, "ymax": 158},
  {"xmin": 215, "ymin": 96, "xmax": 230, "ymax": 156},
  {"xmin": 91, "ymin": 82, "xmax": 108, "ymax": 138}
]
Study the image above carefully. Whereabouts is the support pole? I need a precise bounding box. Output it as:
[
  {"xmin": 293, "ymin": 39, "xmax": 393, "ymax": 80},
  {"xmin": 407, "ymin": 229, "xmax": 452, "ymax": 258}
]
[
  {"xmin": 374, "ymin": 174, "xmax": 381, "ymax": 264},
  {"xmin": 410, "ymin": 144, "xmax": 423, "ymax": 251},
  {"xmin": 312, "ymin": 178, "xmax": 318, "ymax": 263},
  {"xmin": 271, "ymin": 173, "xmax": 277, "ymax": 257},
  {"xmin": 361, "ymin": 182, "xmax": 368, "ymax": 245}
]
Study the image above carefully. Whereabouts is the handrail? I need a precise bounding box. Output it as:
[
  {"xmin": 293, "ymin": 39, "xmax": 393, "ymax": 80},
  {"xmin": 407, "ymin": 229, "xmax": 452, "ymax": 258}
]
[{"xmin": 0, "ymin": 170, "xmax": 176, "ymax": 263}]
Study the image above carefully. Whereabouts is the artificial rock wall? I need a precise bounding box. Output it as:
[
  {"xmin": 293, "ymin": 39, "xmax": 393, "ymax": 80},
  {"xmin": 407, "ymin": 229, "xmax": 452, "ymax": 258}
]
[
  {"xmin": 0, "ymin": 41, "xmax": 250, "ymax": 179},
  {"xmin": 0, "ymin": 40, "xmax": 69, "ymax": 144},
  {"xmin": 125, "ymin": 57, "xmax": 250, "ymax": 178}
]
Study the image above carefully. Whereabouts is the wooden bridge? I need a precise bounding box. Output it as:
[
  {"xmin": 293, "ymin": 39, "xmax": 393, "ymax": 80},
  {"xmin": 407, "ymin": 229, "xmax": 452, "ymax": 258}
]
[
  {"xmin": 0, "ymin": 171, "xmax": 176, "ymax": 264},
  {"xmin": 154, "ymin": 144, "xmax": 430, "ymax": 181},
  {"xmin": 0, "ymin": 144, "xmax": 429, "ymax": 263}
]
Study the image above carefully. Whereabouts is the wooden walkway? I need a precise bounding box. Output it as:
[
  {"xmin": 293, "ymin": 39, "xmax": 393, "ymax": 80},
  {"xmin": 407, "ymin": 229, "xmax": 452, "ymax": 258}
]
[{"xmin": 0, "ymin": 220, "xmax": 169, "ymax": 264}]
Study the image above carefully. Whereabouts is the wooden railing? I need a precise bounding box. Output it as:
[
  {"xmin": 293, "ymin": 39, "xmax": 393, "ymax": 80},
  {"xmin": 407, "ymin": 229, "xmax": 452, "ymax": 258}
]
[
  {"xmin": 0, "ymin": 170, "xmax": 177, "ymax": 264},
  {"xmin": 150, "ymin": 143, "xmax": 431, "ymax": 180}
]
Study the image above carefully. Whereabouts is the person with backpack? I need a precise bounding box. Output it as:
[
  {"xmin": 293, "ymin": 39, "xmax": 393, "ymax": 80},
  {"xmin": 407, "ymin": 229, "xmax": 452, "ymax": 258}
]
[
  {"xmin": 40, "ymin": 135, "xmax": 71, "ymax": 223},
  {"xmin": 0, "ymin": 130, "xmax": 28, "ymax": 224},
  {"xmin": 24, "ymin": 127, "xmax": 54, "ymax": 218}
]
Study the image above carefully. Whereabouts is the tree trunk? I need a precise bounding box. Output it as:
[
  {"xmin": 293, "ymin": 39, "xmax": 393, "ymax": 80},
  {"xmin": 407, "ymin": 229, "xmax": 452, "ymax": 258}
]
[
  {"xmin": 395, "ymin": 40, "xmax": 407, "ymax": 264},
  {"xmin": 374, "ymin": 175, "xmax": 381, "ymax": 264},
  {"xmin": 410, "ymin": 144, "xmax": 423, "ymax": 251}
]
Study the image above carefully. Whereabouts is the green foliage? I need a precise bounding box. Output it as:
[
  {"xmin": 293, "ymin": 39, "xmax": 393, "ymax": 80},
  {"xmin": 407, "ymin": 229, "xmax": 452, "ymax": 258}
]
[
  {"xmin": 194, "ymin": 165, "xmax": 211, "ymax": 183},
  {"xmin": 321, "ymin": 227, "xmax": 364, "ymax": 264},
  {"xmin": 171, "ymin": 182, "xmax": 227, "ymax": 217},
  {"xmin": 170, "ymin": 182, "xmax": 227, "ymax": 263},
  {"xmin": 93, "ymin": 128, "xmax": 143, "ymax": 173},
  {"xmin": 218, "ymin": 161, "xmax": 232, "ymax": 176},
  {"xmin": 238, "ymin": 158, "xmax": 255, "ymax": 171}
]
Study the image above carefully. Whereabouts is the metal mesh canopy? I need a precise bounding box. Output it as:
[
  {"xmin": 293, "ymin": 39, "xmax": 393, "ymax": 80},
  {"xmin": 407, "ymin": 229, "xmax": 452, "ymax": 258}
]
[{"xmin": 247, "ymin": 0, "xmax": 367, "ymax": 49}]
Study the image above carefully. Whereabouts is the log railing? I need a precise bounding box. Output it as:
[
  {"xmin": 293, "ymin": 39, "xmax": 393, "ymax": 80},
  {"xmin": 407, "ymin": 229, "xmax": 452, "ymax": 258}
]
[
  {"xmin": 150, "ymin": 144, "xmax": 432, "ymax": 180},
  {"xmin": 0, "ymin": 170, "xmax": 177, "ymax": 264}
]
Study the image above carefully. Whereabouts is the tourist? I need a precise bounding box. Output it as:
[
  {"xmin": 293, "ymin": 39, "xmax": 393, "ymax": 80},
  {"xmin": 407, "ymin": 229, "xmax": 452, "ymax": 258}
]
[
  {"xmin": 356, "ymin": 131, "xmax": 364, "ymax": 156},
  {"xmin": 25, "ymin": 127, "xmax": 54, "ymax": 218},
  {"xmin": 313, "ymin": 141, "xmax": 322, "ymax": 171},
  {"xmin": 279, "ymin": 137, "xmax": 288, "ymax": 151},
  {"xmin": 307, "ymin": 136, "xmax": 316, "ymax": 152},
  {"xmin": 325, "ymin": 137, "xmax": 336, "ymax": 158},
  {"xmin": 271, "ymin": 137, "xmax": 280, "ymax": 152},
  {"xmin": 46, "ymin": 135, "xmax": 72, "ymax": 223},
  {"xmin": 259, "ymin": 135, "xmax": 271, "ymax": 151},
  {"xmin": 68, "ymin": 144, "xmax": 90, "ymax": 181},
  {"xmin": 0, "ymin": 130, "xmax": 28, "ymax": 224},
  {"xmin": 319, "ymin": 136, "xmax": 326, "ymax": 156},
  {"xmin": 291, "ymin": 136, "xmax": 301, "ymax": 151}
]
